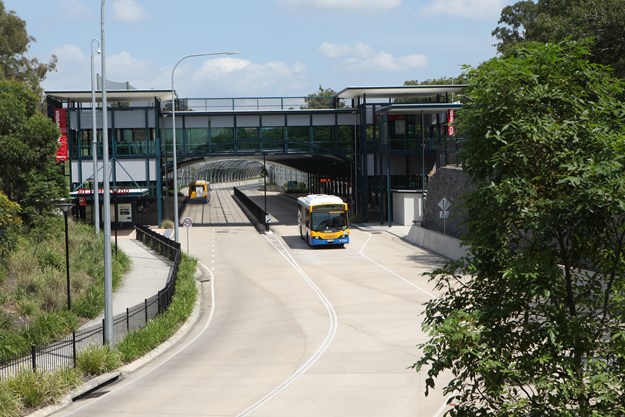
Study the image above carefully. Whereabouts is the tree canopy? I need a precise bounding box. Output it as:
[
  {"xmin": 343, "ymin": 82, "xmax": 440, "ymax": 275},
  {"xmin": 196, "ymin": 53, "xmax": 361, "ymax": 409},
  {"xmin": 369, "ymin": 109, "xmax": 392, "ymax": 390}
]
[
  {"xmin": 0, "ymin": 80, "xmax": 64, "ymax": 226},
  {"xmin": 413, "ymin": 40, "xmax": 625, "ymax": 416},
  {"xmin": 493, "ymin": 0, "xmax": 625, "ymax": 79},
  {"xmin": 302, "ymin": 85, "xmax": 340, "ymax": 109},
  {"xmin": 0, "ymin": 1, "xmax": 64, "ymax": 231}
]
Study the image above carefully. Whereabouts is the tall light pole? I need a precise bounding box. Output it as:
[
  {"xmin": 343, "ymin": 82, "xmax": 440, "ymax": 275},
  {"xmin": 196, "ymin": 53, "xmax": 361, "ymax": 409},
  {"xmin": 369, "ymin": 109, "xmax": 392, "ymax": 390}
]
[
  {"xmin": 263, "ymin": 152, "xmax": 268, "ymax": 232},
  {"xmin": 57, "ymin": 202, "xmax": 74, "ymax": 310},
  {"xmin": 171, "ymin": 51, "xmax": 238, "ymax": 242},
  {"xmin": 101, "ymin": 0, "xmax": 114, "ymax": 345},
  {"xmin": 91, "ymin": 38, "xmax": 100, "ymax": 236}
]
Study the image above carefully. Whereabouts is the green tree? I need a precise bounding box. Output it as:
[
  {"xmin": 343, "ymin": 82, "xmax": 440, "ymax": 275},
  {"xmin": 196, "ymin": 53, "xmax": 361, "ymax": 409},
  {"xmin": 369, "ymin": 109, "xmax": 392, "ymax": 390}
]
[
  {"xmin": 0, "ymin": 80, "xmax": 64, "ymax": 226},
  {"xmin": 302, "ymin": 85, "xmax": 341, "ymax": 109},
  {"xmin": 0, "ymin": 1, "xmax": 57, "ymax": 96},
  {"xmin": 0, "ymin": 191, "xmax": 21, "ymax": 259},
  {"xmin": 403, "ymin": 76, "xmax": 468, "ymax": 86},
  {"xmin": 413, "ymin": 40, "xmax": 625, "ymax": 416},
  {"xmin": 493, "ymin": 0, "xmax": 625, "ymax": 78}
]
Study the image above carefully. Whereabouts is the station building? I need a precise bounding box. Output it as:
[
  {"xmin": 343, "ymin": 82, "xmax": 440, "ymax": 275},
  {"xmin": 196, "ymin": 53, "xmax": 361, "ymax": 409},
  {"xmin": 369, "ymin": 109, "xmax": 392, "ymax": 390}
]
[{"xmin": 45, "ymin": 83, "xmax": 465, "ymax": 227}]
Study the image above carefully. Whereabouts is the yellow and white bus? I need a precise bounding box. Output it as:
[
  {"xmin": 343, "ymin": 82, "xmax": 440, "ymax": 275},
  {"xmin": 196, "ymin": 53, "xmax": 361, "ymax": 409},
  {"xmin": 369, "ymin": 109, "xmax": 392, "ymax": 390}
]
[
  {"xmin": 188, "ymin": 180, "xmax": 210, "ymax": 203},
  {"xmin": 297, "ymin": 194, "xmax": 349, "ymax": 247}
]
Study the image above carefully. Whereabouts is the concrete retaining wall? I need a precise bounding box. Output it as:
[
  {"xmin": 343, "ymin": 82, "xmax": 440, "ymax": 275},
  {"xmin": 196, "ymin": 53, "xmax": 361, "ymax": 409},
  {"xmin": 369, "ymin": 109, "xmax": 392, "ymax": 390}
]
[{"xmin": 403, "ymin": 224, "xmax": 468, "ymax": 260}]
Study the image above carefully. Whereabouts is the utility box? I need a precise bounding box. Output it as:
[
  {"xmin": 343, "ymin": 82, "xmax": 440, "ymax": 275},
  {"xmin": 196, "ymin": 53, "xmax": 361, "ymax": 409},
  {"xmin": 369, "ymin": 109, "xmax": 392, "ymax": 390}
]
[{"xmin": 392, "ymin": 190, "xmax": 423, "ymax": 226}]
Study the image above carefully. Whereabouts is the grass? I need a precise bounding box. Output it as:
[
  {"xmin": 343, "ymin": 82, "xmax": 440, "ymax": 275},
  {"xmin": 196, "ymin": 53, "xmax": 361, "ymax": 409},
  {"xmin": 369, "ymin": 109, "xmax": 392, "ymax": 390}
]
[
  {"xmin": 0, "ymin": 217, "xmax": 130, "ymax": 361},
  {"xmin": 76, "ymin": 345, "xmax": 122, "ymax": 377},
  {"xmin": 117, "ymin": 254, "xmax": 197, "ymax": 362}
]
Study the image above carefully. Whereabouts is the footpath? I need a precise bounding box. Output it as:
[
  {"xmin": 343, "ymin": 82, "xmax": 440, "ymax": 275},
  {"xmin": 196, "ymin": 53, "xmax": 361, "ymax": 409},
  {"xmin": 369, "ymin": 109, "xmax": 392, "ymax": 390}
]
[{"xmin": 81, "ymin": 229, "xmax": 171, "ymax": 329}]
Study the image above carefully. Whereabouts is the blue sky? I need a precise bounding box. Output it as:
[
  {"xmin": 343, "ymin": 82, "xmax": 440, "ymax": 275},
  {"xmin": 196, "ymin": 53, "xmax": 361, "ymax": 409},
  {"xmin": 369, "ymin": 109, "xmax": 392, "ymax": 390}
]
[{"xmin": 5, "ymin": 0, "xmax": 516, "ymax": 99}]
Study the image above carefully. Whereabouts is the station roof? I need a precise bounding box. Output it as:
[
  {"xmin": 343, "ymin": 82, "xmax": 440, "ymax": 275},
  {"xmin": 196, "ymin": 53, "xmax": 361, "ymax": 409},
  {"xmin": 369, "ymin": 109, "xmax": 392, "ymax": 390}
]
[
  {"xmin": 336, "ymin": 85, "xmax": 467, "ymax": 100},
  {"xmin": 45, "ymin": 89, "xmax": 172, "ymax": 103},
  {"xmin": 376, "ymin": 102, "xmax": 463, "ymax": 115}
]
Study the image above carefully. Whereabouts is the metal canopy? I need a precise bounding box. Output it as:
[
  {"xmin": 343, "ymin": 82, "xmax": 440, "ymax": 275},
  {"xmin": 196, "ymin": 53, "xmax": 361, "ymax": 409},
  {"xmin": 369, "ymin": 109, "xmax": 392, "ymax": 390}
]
[
  {"xmin": 336, "ymin": 85, "xmax": 467, "ymax": 100},
  {"xmin": 46, "ymin": 89, "xmax": 172, "ymax": 103},
  {"xmin": 376, "ymin": 102, "xmax": 463, "ymax": 115}
]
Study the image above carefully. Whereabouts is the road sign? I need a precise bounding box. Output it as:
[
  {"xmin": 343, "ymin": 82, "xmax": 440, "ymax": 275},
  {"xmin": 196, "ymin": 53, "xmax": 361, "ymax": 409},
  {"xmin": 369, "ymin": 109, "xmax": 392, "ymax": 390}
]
[
  {"xmin": 182, "ymin": 217, "xmax": 193, "ymax": 228},
  {"xmin": 438, "ymin": 198, "xmax": 451, "ymax": 235}
]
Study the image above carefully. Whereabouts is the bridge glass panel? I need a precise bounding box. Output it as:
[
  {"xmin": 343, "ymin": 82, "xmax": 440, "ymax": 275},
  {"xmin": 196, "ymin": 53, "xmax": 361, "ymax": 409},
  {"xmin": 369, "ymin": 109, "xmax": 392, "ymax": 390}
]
[
  {"xmin": 160, "ymin": 128, "xmax": 176, "ymax": 154},
  {"xmin": 286, "ymin": 126, "xmax": 310, "ymax": 152},
  {"xmin": 337, "ymin": 125, "xmax": 355, "ymax": 154},
  {"xmin": 261, "ymin": 127, "xmax": 284, "ymax": 152},
  {"xmin": 210, "ymin": 127, "xmax": 234, "ymax": 154},
  {"xmin": 312, "ymin": 126, "xmax": 334, "ymax": 152},
  {"xmin": 187, "ymin": 128, "xmax": 209, "ymax": 153},
  {"xmin": 236, "ymin": 127, "xmax": 259, "ymax": 152}
]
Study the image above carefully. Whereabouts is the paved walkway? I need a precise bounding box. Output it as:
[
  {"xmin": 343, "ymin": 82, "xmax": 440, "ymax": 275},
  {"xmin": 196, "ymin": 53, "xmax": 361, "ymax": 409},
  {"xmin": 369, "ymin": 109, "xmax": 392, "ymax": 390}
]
[{"xmin": 81, "ymin": 230, "xmax": 171, "ymax": 329}]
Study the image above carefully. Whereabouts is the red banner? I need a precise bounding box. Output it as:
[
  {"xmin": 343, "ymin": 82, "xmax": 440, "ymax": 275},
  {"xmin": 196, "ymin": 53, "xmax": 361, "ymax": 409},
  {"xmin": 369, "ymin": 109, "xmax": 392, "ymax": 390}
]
[
  {"xmin": 56, "ymin": 134, "xmax": 68, "ymax": 162},
  {"xmin": 54, "ymin": 108, "xmax": 68, "ymax": 162},
  {"xmin": 447, "ymin": 109, "xmax": 455, "ymax": 136}
]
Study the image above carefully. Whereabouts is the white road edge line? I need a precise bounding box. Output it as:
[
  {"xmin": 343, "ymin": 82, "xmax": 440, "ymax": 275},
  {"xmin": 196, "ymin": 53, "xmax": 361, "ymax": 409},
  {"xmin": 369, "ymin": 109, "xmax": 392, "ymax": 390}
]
[
  {"xmin": 234, "ymin": 231, "xmax": 338, "ymax": 417},
  {"xmin": 358, "ymin": 231, "xmax": 451, "ymax": 417},
  {"xmin": 358, "ymin": 232, "xmax": 435, "ymax": 298}
]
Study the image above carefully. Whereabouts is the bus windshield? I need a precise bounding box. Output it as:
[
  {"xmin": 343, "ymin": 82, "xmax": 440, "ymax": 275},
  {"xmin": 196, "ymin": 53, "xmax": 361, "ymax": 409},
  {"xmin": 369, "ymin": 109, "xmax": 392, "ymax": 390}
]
[{"xmin": 311, "ymin": 211, "xmax": 346, "ymax": 231}]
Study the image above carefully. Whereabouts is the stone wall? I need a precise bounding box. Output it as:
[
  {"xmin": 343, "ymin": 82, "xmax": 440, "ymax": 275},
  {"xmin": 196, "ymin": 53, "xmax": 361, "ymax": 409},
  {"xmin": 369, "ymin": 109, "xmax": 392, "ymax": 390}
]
[{"xmin": 423, "ymin": 166, "xmax": 473, "ymax": 239}]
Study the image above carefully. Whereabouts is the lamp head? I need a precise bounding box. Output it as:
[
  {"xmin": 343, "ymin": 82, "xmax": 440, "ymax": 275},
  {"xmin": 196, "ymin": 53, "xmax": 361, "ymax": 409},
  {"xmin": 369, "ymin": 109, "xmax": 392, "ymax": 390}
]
[{"xmin": 56, "ymin": 201, "xmax": 73, "ymax": 214}]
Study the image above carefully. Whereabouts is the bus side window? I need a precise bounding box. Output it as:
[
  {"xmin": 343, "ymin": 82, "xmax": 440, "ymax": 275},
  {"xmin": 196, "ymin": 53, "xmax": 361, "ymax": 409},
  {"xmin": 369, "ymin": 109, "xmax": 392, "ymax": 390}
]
[{"xmin": 305, "ymin": 211, "xmax": 310, "ymax": 227}]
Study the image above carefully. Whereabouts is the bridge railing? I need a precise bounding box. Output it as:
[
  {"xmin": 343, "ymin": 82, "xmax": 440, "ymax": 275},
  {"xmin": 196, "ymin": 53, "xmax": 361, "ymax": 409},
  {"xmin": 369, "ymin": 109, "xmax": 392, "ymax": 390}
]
[{"xmin": 181, "ymin": 96, "xmax": 351, "ymax": 112}]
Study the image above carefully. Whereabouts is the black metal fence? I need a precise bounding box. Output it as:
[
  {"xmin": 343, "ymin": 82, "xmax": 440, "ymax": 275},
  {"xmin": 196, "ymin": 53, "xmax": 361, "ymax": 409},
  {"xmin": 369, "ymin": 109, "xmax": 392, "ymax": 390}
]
[{"xmin": 0, "ymin": 225, "xmax": 181, "ymax": 380}]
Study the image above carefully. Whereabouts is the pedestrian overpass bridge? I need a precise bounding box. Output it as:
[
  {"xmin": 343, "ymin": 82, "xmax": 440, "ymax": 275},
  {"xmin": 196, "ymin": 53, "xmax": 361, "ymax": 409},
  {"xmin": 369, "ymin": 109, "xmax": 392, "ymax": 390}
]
[{"xmin": 47, "ymin": 85, "xmax": 465, "ymax": 225}]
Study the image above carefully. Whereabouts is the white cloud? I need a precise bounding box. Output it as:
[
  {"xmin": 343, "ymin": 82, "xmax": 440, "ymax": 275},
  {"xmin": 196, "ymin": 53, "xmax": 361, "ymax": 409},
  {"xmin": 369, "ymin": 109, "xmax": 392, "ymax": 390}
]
[
  {"xmin": 318, "ymin": 41, "xmax": 427, "ymax": 73},
  {"xmin": 165, "ymin": 57, "xmax": 308, "ymax": 97},
  {"xmin": 105, "ymin": 51, "xmax": 151, "ymax": 85},
  {"xmin": 198, "ymin": 57, "xmax": 252, "ymax": 75},
  {"xmin": 344, "ymin": 51, "xmax": 428, "ymax": 72},
  {"xmin": 318, "ymin": 42, "xmax": 374, "ymax": 59},
  {"xmin": 278, "ymin": 0, "xmax": 400, "ymax": 12},
  {"xmin": 112, "ymin": 0, "xmax": 148, "ymax": 22},
  {"xmin": 421, "ymin": 0, "xmax": 505, "ymax": 19},
  {"xmin": 52, "ymin": 44, "xmax": 87, "ymax": 64},
  {"xmin": 59, "ymin": 0, "xmax": 91, "ymax": 20}
]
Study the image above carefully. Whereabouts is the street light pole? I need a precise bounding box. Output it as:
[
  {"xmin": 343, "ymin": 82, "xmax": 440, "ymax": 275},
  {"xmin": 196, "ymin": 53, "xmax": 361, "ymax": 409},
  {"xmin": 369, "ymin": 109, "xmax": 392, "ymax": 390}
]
[
  {"xmin": 56, "ymin": 202, "xmax": 74, "ymax": 310},
  {"xmin": 263, "ymin": 152, "xmax": 268, "ymax": 232},
  {"xmin": 171, "ymin": 51, "xmax": 238, "ymax": 243},
  {"xmin": 111, "ymin": 186, "xmax": 119, "ymax": 254},
  {"xmin": 91, "ymin": 38, "xmax": 100, "ymax": 236},
  {"xmin": 100, "ymin": 0, "xmax": 114, "ymax": 345}
]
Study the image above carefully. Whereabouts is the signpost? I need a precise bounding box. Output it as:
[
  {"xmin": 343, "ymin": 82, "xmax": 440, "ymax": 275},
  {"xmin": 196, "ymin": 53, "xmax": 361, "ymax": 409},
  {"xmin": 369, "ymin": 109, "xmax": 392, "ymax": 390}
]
[
  {"xmin": 182, "ymin": 216, "xmax": 192, "ymax": 254},
  {"xmin": 438, "ymin": 197, "xmax": 451, "ymax": 235}
]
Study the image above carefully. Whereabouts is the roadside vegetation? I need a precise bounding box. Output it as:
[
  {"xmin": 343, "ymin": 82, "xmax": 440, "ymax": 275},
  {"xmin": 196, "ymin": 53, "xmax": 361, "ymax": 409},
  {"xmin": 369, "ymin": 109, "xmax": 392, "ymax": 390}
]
[
  {"xmin": 0, "ymin": 250, "xmax": 198, "ymax": 417},
  {"xmin": 0, "ymin": 217, "xmax": 130, "ymax": 361}
]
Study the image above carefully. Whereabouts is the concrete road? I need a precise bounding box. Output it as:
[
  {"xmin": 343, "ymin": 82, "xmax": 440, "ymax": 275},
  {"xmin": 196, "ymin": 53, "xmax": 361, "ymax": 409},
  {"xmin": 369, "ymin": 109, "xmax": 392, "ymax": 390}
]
[{"xmin": 52, "ymin": 200, "xmax": 452, "ymax": 417}]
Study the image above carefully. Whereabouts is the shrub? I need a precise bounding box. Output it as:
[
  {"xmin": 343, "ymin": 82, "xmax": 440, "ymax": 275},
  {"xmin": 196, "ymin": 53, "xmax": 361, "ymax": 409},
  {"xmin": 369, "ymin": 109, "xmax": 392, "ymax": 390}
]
[
  {"xmin": 0, "ymin": 380, "xmax": 22, "ymax": 417},
  {"xmin": 117, "ymin": 255, "xmax": 197, "ymax": 362},
  {"xmin": 24, "ymin": 311, "xmax": 77, "ymax": 346},
  {"xmin": 6, "ymin": 368, "xmax": 81, "ymax": 408},
  {"xmin": 160, "ymin": 219, "xmax": 174, "ymax": 229},
  {"xmin": 76, "ymin": 345, "xmax": 122, "ymax": 376}
]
